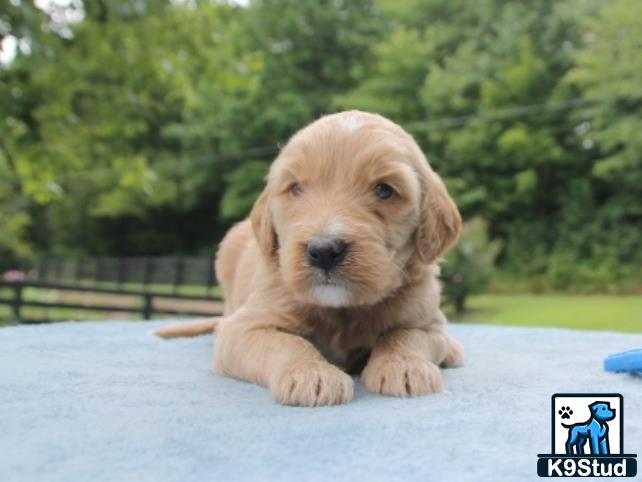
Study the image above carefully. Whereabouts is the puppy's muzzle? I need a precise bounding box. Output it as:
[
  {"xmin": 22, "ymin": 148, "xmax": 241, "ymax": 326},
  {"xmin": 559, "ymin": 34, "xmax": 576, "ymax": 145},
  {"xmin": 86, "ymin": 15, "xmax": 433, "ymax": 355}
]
[{"xmin": 306, "ymin": 238, "xmax": 348, "ymax": 271}]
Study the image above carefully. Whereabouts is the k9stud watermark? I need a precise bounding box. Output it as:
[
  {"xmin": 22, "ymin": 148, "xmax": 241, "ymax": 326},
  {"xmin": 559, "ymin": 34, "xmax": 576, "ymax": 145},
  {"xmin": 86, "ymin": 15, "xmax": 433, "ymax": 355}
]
[{"xmin": 537, "ymin": 394, "xmax": 637, "ymax": 477}]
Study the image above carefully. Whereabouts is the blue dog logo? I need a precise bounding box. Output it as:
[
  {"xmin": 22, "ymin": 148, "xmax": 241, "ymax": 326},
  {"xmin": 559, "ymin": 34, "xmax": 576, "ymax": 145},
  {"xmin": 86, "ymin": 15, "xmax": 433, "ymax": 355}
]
[
  {"xmin": 537, "ymin": 393, "xmax": 638, "ymax": 477},
  {"xmin": 563, "ymin": 401, "xmax": 615, "ymax": 455}
]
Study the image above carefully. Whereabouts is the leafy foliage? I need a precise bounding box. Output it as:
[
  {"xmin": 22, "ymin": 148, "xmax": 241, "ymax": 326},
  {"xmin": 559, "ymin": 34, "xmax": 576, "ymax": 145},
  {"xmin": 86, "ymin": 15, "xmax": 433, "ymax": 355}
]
[
  {"xmin": 0, "ymin": 0, "xmax": 640, "ymax": 292},
  {"xmin": 442, "ymin": 219, "xmax": 501, "ymax": 313}
]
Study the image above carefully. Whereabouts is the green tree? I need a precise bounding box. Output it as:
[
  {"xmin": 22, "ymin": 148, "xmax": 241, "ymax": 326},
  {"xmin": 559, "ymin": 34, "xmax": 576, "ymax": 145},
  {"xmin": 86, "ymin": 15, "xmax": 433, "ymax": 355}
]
[
  {"xmin": 1, "ymin": 0, "xmax": 62, "ymax": 267},
  {"xmin": 0, "ymin": 0, "xmax": 639, "ymax": 293},
  {"xmin": 442, "ymin": 219, "xmax": 500, "ymax": 313},
  {"xmin": 214, "ymin": 0, "xmax": 386, "ymax": 220},
  {"xmin": 559, "ymin": 0, "xmax": 642, "ymax": 288},
  {"xmin": 1, "ymin": 1, "xmax": 257, "ymax": 258},
  {"xmin": 338, "ymin": 0, "xmax": 641, "ymax": 291}
]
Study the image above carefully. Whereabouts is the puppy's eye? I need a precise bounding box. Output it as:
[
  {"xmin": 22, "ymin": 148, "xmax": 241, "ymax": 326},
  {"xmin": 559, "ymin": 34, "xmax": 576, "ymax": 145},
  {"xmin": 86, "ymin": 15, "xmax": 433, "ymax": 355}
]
[
  {"xmin": 290, "ymin": 183, "xmax": 303, "ymax": 197},
  {"xmin": 374, "ymin": 183, "xmax": 394, "ymax": 200}
]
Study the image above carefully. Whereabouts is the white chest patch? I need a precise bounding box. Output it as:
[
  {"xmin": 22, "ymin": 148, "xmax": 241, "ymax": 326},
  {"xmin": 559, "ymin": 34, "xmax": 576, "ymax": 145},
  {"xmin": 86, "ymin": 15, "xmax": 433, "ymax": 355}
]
[{"xmin": 311, "ymin": 285, "xmax": 350, "ymax": 307}]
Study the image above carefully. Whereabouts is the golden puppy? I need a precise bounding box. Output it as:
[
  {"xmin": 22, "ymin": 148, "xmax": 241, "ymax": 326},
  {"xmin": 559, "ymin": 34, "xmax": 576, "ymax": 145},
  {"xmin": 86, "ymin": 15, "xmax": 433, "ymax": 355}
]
[{"xmin": 156, "ymin": 111, "xmax": 464, "ymax": 406}]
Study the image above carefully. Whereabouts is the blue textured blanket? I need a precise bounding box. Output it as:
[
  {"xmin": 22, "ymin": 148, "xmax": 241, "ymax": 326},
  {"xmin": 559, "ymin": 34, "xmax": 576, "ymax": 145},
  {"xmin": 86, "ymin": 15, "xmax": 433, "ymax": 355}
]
[{"xmin": 1, "ymin": 321, "xmax": 640, "ymax": 482}]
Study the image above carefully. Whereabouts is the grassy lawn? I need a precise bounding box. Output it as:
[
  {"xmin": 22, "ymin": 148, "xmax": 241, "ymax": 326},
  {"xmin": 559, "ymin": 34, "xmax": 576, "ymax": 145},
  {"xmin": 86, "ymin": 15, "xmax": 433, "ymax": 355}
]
[
  {"xmin": 0, "ymin": 283, "xmax": 223, "ymax": 326},
  {"xmin": 53, "ymin": 280, "xmax": 222, "ymax": 297},
  {"xmin": 2, "ymin": 285, "xmax": 641, "ymax": 333},
  {"xmin": 452, "ymin": 294, "xmax": 642, "ymax": 333}
]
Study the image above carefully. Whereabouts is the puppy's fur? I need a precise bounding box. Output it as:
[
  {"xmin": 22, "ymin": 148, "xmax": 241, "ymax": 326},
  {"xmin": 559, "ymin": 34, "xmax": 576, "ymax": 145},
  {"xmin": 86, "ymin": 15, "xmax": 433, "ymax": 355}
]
[{"xmin": 156, "ymin": 111, "xmax": 464, "ymax": 406}]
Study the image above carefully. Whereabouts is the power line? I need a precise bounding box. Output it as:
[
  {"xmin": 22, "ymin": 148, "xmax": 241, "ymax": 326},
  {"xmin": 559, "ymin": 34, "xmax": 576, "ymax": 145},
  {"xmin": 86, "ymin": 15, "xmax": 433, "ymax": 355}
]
[
  {"xmin": 53, "ymin": 145, "xmax": 278, "ymax": 185},
  {"xmin": 405, "ymin": 96, "xmax": 601, "ymax": 131},
  {"xmin": 3, "ymin": 91, "xmax": 640, "ymax": 188},
  {"xmin": 407, "ymin": 91, "xmax": 642, "ymax": 131}
]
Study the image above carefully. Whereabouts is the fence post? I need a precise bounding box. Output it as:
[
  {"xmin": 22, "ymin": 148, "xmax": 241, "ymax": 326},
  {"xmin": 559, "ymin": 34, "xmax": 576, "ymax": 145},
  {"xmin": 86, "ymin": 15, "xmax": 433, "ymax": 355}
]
[
  {"xmin": 143, "ymin": 293, "xmax": 153, "ymax": 320},
  {"xmin": 95, "ymin": 258, "xmax": 103, "ymax": 285},
  {"xmin": 74, "ymin": 259, "xmax": 82, "ymax": 283},
  {"xmin": 37, "ymin": 258, "xmax": 46, "ymax": 281},
  {"xmin": 173, "ymin": 257, "xmax": 184, "ymax": 295},
  {"xmin": 143, "ymin": 257, "xmax": 153, "ymax": 291},
  {"xmin": 55, "ymin": 258, "xmax": 63, "ymax": 281},
  {"xmin": 117, "ymin": 258, "xmax": 127, "ymax": 288},
  {"xmin": 12, "ymin": 285, "xmax": 23, "ymax": 323},
  {"xmin": 206, "ymin": 255, "xmax": 215, "ymax": 295}
]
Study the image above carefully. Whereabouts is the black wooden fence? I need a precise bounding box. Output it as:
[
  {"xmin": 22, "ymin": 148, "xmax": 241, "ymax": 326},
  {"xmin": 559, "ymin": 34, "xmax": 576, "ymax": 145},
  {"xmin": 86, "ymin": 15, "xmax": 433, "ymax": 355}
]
[
  {"xmin": 0, "ymin": 257, "xmax": 223, "ymax": 324},
  {"xmin": 34, "ymin": 256, "xmax": 218, "ymax": 293}
]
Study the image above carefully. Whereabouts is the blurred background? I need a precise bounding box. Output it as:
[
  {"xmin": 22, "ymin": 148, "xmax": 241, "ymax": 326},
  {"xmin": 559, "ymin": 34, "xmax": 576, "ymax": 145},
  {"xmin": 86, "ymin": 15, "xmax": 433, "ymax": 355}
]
[{"xmin": 0, "ymin": 0, "xmax": 640, "ymax": 330}]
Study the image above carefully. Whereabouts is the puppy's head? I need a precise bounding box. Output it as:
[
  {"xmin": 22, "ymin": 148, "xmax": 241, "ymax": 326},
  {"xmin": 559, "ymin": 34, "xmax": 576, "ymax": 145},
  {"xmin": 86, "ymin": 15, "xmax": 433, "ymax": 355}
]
[{"xmin": 251, "ymin": 111, "xmax": 461, "ymax": 307}]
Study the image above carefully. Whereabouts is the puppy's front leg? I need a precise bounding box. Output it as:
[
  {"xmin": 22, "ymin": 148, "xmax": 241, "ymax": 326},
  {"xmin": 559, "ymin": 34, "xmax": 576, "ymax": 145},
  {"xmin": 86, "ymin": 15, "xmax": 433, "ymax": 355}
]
[
  {"xmin": 214, "ymin": 316, "xmax": 354, "ymax": 406},
  {"xmin": 362, "ymin": 327, "xmax": 450, "ymax": 397}
]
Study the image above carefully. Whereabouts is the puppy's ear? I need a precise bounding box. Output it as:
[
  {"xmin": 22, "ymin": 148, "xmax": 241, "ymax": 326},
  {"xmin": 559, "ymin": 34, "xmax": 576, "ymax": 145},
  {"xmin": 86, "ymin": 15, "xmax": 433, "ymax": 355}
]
[
  {"xmin": 415, "ymin": 163, "xmax": 462, "ymax": 264},
  {"xmin": 250, "ymin": 187, "xmax": 278, "ymax": 259}
]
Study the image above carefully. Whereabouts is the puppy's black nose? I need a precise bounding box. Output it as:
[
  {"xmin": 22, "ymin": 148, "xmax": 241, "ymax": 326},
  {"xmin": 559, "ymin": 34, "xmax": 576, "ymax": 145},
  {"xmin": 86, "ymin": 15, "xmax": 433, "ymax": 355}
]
[{"xmin": 306, "ymin": 239, "xmax": 348, "ymax": 271}]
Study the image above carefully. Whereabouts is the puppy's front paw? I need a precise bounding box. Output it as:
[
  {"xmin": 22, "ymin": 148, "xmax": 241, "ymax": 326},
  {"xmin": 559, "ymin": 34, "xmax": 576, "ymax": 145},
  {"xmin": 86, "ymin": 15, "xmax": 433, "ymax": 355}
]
[
  {"xmin": 362, "ymin": 354, "xmax": 443, "ymax": 397},
  {"xmin": 270, "ymin": 361, "xmax": 354, "ymax": 407},
  {"xmin": 441, "ymin": 336, "xmax": 464, "ymax": 368}
]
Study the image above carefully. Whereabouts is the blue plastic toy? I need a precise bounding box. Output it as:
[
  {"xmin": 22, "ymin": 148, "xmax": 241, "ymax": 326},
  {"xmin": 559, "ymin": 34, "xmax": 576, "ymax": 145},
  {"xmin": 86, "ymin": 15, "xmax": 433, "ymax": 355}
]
[{"xmin": 604, "ymin": 349, "xmax": 642, "ymax": 374}]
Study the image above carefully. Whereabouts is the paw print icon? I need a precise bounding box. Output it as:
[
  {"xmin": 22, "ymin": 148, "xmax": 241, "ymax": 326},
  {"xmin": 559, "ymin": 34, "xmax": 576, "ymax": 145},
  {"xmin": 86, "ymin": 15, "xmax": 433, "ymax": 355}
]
[{"xmin": 558, "ymin": 406, "xmax": 573, "ymax": 419}]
